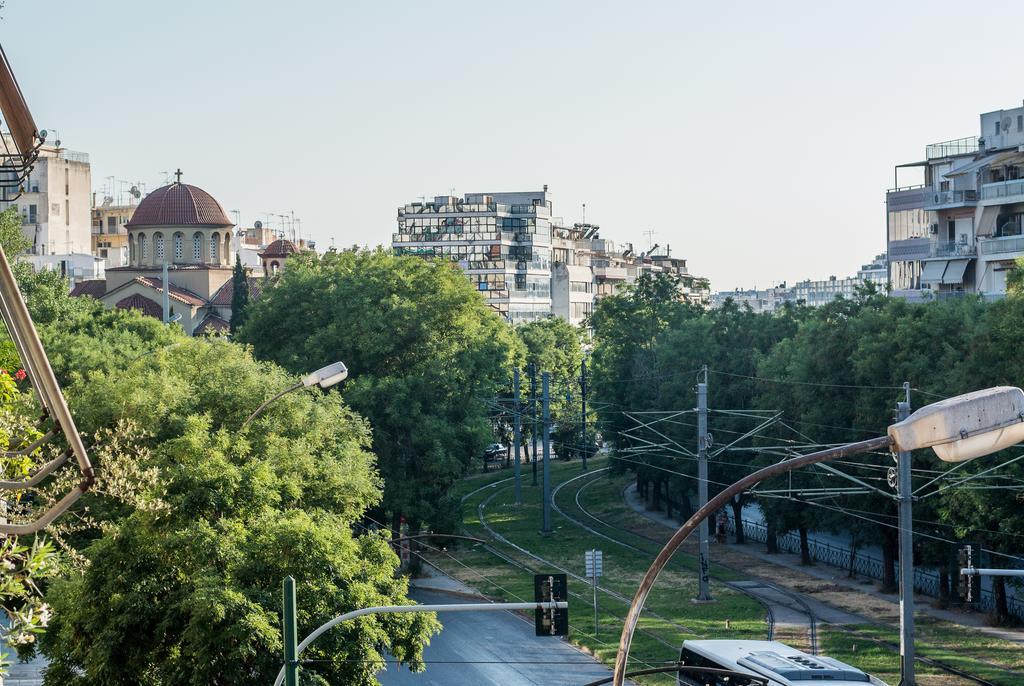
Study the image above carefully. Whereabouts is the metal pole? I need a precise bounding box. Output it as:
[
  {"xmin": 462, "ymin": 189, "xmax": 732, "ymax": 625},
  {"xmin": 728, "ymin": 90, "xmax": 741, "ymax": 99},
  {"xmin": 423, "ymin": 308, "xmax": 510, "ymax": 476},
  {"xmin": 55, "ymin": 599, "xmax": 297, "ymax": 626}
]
[
  {"xmin": 696, "ymin": 368, "xmax": 712, "ymax": 602},
  {"xmin": 610, "ymin": 434, "xmax": 895, "ymax": 685},
  {"xmin": 581, "ymin": 357, "xmax": 588, "ymax": 471},
  {"xmin": 273, "ymin": 600, "xmax": 570, "ymax": 686},
  {"xmin": 530, "ymin": 363, "xmax": 538, "ymax": 486},
  {"xmin": 282, "ymin": 576, "xmax": 298, "ymax": 686},
  {"xmin": 162, "ymin": 261, "xmax": 170, "ymax": 324},
  {"xmin": 542, "ymin": 371, "xmax": 552, "ymax": 533},
  {"xmin": 897, "ymin": 385, "xmax": 916, "ymax": 686},
  {"xmin": 592, "ymin": 549, "xmax": 599, "ymax": 636},
  {"xmin": 513, "ymin": 367, "xmax": 522, "ymax": 505}
]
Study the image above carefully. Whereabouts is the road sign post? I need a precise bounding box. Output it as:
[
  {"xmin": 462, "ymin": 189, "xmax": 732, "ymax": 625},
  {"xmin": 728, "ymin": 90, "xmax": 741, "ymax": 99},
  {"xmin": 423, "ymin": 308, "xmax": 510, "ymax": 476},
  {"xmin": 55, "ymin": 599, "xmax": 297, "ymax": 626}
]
[{"xmin": 585, "ymin": 549, "xmax": 603, "ymax": 636}]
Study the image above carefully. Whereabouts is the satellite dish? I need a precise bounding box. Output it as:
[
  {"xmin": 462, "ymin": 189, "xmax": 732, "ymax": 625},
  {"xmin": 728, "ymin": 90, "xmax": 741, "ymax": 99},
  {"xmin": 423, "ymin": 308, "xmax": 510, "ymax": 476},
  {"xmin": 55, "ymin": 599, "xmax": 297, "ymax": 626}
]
[
  {"xmin": 39, "ymin": 129, "xmax": 47, "ymax": 140},
  {"xmin": 254, "ymin": 220, "xmax": 263, "ymax": 229},
  {"xmin": 130, "ymin": 185, "xmax": 141, "ymax": 199}
]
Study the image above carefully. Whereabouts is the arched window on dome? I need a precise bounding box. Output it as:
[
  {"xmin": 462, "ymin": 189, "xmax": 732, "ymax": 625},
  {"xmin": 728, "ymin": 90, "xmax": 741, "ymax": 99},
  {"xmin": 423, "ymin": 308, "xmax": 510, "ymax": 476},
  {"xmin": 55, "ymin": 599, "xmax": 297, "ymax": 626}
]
[
  {"xmin": 223, "ymin": 233, "xmax": 231, "ymax": 264},
  {"xmin": 270, "ymin": 260, "xmax": 280, "ymax": 275},
  {"xmin": 139, "ymin": 234, "xmax": 148, "ymax": 264},
  {"xmin": 154, "ymin": 232, "xmax": 165, "ymax": 263},
  {"xmin": 193, "ymin": 232, "xmax": 203, "ymax": 262},
  {"xmin": 210, "ymin": 232, "xmax": 219, "ymax": 263},
  {"xmin": 173, "ymin": 232, "xmax": 183, "ymax": 261},
  {"xmin": 129, "ymin": 235, "xmax": 136, "ymax": 264}
]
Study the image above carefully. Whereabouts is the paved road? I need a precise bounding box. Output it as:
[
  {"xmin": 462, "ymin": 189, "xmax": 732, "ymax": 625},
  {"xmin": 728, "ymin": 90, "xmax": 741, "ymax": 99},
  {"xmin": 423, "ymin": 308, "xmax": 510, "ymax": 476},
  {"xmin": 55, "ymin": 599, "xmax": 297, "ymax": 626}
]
[{"xmin": 377, "ymin": 590, "xmax": 618, "ymax": 686}]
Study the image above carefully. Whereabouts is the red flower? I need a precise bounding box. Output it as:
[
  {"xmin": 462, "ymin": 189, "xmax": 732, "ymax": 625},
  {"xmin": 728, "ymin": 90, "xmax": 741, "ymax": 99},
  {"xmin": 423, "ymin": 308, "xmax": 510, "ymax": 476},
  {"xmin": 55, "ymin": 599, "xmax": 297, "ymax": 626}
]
[{"xmin": 14, "ymin": 369, "xmax": 26, "ymax": 382}]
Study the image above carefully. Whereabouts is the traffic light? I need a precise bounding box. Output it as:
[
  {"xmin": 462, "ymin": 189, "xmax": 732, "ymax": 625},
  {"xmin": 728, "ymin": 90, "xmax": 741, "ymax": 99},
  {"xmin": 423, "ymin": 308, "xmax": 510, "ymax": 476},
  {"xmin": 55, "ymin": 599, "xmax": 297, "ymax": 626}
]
[
  {"xmin": 957, "ymin": 545, "xmax": 978, "ymax": 603},
  {"xmin": 534, "ymin": 573, "xmax": 568, "ymax": 636}
]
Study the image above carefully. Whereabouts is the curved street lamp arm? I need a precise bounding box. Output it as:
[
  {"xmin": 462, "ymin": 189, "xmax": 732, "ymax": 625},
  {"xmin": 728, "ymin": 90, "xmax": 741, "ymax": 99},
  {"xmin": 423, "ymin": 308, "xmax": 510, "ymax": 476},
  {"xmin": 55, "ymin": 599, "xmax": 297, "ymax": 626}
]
[
  {"xmin": 611, "ymin": 434, "xmax": 894, "ymax": 686},
  {"xmin": 241, "ymin": 381, "xmax": 303, "ymax": 431}
]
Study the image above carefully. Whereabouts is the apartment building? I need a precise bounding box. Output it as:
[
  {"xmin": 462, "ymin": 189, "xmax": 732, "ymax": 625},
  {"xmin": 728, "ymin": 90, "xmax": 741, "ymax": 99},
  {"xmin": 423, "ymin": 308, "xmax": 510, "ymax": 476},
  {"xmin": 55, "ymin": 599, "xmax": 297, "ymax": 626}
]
[
  {"xmin": 0, "ymin": 139, "xmax": 91, "ymax": 254},
  {"xmin": 393, "ymin": 189, "xmax": 707, "ymax": 326},
  {"xmin": 887, "ymin": 101, "xmax": 1024, "ymax": 298},
  {"xmin": 394, "ymin": 189, "xmax": 553, "ymax": 325},
  {"xmin": 92, "ymin": 200, "xmax": 134, "ymax": 268}
]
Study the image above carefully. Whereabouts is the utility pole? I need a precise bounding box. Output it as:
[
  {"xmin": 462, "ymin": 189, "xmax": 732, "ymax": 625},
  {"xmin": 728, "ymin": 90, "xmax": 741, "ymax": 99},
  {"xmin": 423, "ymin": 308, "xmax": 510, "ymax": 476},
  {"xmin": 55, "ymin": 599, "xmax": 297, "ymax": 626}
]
[
  {"xmin": 513, "ymin": 367, "xmax": 522, "ymax": 505},
  {"xmin": 161, "ymin": 261, "xmax": 170, "ymax": 324},
  {"xmin": 282, "ymin": 576, "xmax": 299, "ymax": 686},
  {"xmin": 542, "ymin": 371, "xmax": 552, "ymax": 533},
  {"xmin": 580, "ymin": 357, "xmax": 588, "ymax": 471},
  {"xmin": 530, "ymin": 363, "xmax": 538, "ymax": 486},
  {"xmin": 897, "ymin": 382, "xmax": 916, "ymax": 686},
  {"xmin": 696, "ymin": 365, "xmax": 713, "ymax": 602}
]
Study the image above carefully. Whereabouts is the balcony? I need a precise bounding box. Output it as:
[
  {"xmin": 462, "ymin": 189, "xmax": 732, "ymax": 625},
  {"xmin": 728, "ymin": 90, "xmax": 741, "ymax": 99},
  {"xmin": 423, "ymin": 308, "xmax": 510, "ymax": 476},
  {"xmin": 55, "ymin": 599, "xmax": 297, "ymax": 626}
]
[
  {"xmin": 925, "ymin": 136, "xmax": 979, "ymax": 160},
  {"xmin": 979, "ymin": 234, "xmax": 1024, "ymax": 256},
  {"xmin": 981, "ymin": 179, "xmax": 1024, "ymax": 202},
  {"xmin": 924, "ymin": 189, "xmax": 977, "ymax": 209},
  {"xmin": 594, "ymin": 265, "xmax": 628, "ymax": 281},
  {"xmin": 931, "ymin": 241, "xmax": 976, "ymax": 258}
]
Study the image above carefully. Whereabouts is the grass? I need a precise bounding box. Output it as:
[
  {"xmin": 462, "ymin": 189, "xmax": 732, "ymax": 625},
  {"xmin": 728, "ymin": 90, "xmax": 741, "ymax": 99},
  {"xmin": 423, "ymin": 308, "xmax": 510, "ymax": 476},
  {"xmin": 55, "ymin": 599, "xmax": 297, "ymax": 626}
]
[{"xmin": 430, "ymin": 457, "xmax": 765, "ymax": 684}]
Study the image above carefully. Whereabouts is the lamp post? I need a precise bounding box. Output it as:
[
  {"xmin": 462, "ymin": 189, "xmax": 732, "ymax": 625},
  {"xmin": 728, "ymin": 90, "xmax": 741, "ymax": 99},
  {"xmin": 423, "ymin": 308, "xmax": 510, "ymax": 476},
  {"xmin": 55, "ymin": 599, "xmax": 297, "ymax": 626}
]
[
  {"xmin": 241, "ymin": 361, "xmax": 348, "ymax": 430},
  {"xmin": 611, "ymin": 386, "xmax": 1024, "ymax": 686}
]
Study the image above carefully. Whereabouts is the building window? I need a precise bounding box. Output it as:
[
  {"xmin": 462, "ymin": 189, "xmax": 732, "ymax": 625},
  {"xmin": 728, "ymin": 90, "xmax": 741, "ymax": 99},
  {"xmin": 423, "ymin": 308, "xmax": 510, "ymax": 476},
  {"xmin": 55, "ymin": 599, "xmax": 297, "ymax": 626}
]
[
  {"xmin": 65, "ymin": 200, "xmax": 69, "ymax": 226},
  {"xmin": 174, "ymin": 232, "xmax": 183, "ymax": 260},
  {"xmin": 996, "ymin": 120, "xmax": 1001, "ymax": 135},
  {"xmin": 210, "ymin": 232, "xmax": 219, "ymax": 262},
  {"xmin": 139, "ymin": 234, "xmax": 148, "ymax": 262},
  {"xmin": 129, "ymin": 236, "xmax": 135, "ymax": 263},
  {"xmin": 28, "ymin": 204, "xmax": 36, "ymax": 224},
  {"xmin": 193, "ymin": 233, "xmax": 203, "ymax": 261},
  {"xmin": 1019, "ymin": 115, "xmax": 1023, "ymax": 132},
  {"xmin": 270, "ymin": 260, "xmax": 280, "ymax": 275},
  {"xmin": 155, "ymin": 232, "xmax": 164, "ymax": 262}
]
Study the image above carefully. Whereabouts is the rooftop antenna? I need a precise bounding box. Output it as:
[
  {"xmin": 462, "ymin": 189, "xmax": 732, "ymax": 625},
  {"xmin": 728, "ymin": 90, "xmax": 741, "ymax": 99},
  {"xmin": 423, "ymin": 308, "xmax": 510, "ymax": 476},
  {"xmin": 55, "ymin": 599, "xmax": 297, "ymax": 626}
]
[
  {"xmin": 160, "ymin": 171, "xmax": 170, "ymax": 185},
  {"xmin": 277, "ymin": 214, "xmax": 290, "ymax": 243},
  {"xmin": 643, "ymin": 229, "xmax": 656, "ymax": 252},
  {"xmin": 582, "ymin": 202, "xmax": 586, "ymax": 224}
]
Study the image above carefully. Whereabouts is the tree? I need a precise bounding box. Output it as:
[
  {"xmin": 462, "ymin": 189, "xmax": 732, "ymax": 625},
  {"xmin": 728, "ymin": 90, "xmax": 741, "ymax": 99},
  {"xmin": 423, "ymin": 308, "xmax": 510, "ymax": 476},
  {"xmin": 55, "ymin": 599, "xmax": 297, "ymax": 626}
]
[
  {"xmin": 516, "ymin": 317, "xmax": 588, "ymax": 461},
  {"xmin": 237, "ymin": 248, "xmax": 516, "ymax": 534},
  {"xmin": 229, "ymin": 254, "xmax": 250, "ymax": 334},
  {"xmin": 40, "ymin": 338, "xmax": 438, "ymax": 685},
  {"xmin": 1005, "ymin": 256, "xmax": 1024, "ymax": 297}
]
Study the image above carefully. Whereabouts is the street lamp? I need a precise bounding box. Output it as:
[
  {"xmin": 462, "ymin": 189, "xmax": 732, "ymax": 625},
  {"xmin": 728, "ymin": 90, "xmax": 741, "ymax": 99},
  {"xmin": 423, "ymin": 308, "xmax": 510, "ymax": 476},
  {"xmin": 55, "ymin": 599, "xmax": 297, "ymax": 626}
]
[
  {"xmin": 612, "ymin": 385, "xmax": 1024, "ymax": 686},
  {"xmin": 241, "ymin": 361, "xmax": 348, "ymax": 431}
]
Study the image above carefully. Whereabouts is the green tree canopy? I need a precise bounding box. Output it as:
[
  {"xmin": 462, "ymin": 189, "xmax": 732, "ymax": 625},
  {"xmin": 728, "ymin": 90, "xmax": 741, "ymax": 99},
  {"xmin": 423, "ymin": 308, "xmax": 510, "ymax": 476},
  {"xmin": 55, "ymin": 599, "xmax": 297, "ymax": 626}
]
[
  {"xmin": 237, "ymin": 248, "xmax": 516, "ymax": 532},
  {"xmin": 39, "ymin": 337, "xmax": 438, "ymax": 685}
]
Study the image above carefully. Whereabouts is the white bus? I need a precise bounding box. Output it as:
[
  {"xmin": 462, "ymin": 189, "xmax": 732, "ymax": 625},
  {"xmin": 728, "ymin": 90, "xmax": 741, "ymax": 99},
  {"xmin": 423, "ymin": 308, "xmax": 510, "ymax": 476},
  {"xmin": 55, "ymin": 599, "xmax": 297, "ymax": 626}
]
[{"xmin": 677, "ymin": 640, "xmax": 889, "ymax": 686}]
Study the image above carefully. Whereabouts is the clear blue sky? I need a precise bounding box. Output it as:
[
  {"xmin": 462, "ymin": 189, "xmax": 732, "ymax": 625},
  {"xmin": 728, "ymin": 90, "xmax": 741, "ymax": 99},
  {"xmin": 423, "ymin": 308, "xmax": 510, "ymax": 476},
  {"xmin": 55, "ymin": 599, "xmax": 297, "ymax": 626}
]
[{"xmin": 5, "ymin": 0, "xmax": 1023, "ymax": 289}]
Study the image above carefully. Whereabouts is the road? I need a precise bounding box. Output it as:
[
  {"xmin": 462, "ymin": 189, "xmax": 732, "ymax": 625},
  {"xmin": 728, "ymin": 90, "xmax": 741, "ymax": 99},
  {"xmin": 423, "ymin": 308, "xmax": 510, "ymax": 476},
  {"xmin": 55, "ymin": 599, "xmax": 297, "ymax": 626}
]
[{"xmin": 377, "ymin": 590, "xmax": 618, "ymax": 686}]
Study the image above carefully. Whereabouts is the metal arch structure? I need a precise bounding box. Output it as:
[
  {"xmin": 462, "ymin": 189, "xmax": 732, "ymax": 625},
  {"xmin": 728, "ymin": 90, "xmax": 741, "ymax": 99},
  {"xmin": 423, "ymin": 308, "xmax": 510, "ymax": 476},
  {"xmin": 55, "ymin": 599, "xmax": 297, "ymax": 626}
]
[
  {"xmin": 610, "ymin": 435, "xmax": 894, "ymax": 685},
  {"xmin": 0, "ymin": 42, "xmax": 93, "ymax": 535}
]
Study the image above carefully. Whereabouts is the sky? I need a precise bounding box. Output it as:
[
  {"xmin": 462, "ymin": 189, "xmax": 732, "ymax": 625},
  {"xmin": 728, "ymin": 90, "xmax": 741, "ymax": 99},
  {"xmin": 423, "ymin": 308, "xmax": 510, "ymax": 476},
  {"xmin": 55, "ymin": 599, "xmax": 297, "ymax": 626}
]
[{"xmin": 4, "ymin": 0, "xmax": 1024, "ymax": 290}]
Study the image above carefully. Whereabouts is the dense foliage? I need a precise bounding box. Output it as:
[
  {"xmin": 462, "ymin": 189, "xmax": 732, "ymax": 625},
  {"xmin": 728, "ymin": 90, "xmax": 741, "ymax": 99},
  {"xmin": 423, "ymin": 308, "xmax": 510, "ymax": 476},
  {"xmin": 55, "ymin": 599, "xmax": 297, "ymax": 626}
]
[
  {"xmin": 38, "ymin": 333, "xmax": 438, "ymax": 685},
  {"xmin": 237, "ymin": 249, "xmax": 516, "ymax": 534},
  {"xmin": 591, "ymin": 274, "xmax": 1024, "ymax": 622}
]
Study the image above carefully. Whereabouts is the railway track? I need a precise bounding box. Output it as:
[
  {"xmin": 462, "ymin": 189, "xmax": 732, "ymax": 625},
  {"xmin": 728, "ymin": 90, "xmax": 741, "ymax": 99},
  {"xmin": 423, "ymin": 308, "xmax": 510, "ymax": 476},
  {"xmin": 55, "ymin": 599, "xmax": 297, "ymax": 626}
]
[{"xmin": 566, "ymin": 466, "xmax": 1004, "ymax": 686}]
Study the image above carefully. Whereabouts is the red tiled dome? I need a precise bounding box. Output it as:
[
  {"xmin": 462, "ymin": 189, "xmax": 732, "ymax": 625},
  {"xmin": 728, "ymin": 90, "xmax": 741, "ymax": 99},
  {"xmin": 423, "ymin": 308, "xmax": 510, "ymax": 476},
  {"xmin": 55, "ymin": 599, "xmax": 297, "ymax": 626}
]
[
  {"xmin": 259, "ymin": 239, "xmax": 298, "ymax": 258},
  {"xmin": 125, "ymin": 182, "xmax": 233, "ymax": 228}
]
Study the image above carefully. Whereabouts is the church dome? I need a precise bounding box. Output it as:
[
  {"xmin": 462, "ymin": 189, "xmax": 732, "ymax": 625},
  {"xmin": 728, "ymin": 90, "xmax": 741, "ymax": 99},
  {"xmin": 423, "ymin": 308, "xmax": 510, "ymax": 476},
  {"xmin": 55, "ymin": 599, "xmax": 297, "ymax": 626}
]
[{"xmin": 126, "ymin": 182, "xmax": 233, "ymax": 229}]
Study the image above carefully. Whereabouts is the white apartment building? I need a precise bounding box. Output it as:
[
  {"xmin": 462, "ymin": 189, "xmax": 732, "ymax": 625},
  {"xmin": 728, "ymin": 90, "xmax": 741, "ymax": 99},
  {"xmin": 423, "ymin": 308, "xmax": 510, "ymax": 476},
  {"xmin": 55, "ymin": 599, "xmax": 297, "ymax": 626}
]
[
  {"xmin": 0, "ymin": 139, "xmax": 92, "ymax": 258},
  {"xmin": 394, "ymin": 189, "xmax": 553, "ymax": 325},
  {"xmin": 393, "ymin": 189, "xmax": 707, "ymax": 326},
  {"xmin": 887, "ymin": 101, "xmax": 1024, "ymax": 299}
]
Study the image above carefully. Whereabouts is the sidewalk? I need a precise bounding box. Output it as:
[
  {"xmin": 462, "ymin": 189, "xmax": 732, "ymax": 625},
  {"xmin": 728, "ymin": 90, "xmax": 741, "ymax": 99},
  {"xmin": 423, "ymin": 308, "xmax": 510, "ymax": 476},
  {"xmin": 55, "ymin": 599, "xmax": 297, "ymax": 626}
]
[{"xmin": 622, "ymin": 482, "xmax": 1024, "ymax": 646}]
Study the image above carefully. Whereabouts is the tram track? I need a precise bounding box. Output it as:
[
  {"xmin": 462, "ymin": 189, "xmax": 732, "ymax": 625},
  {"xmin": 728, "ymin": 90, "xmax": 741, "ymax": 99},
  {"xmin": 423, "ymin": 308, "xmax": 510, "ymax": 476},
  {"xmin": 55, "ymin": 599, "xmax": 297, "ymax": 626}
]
[{"xmin": 566, "ymin": 466, "xmax": 1004, "ymax": 686}]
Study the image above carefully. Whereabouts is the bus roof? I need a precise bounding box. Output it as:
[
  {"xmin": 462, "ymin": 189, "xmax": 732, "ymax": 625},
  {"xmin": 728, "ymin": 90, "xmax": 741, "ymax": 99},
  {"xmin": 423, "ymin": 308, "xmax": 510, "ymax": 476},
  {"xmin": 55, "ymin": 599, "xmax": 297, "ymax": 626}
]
[{"xmin": 683, "ymin": 640, "xmax": 879, "ymax": 686}]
